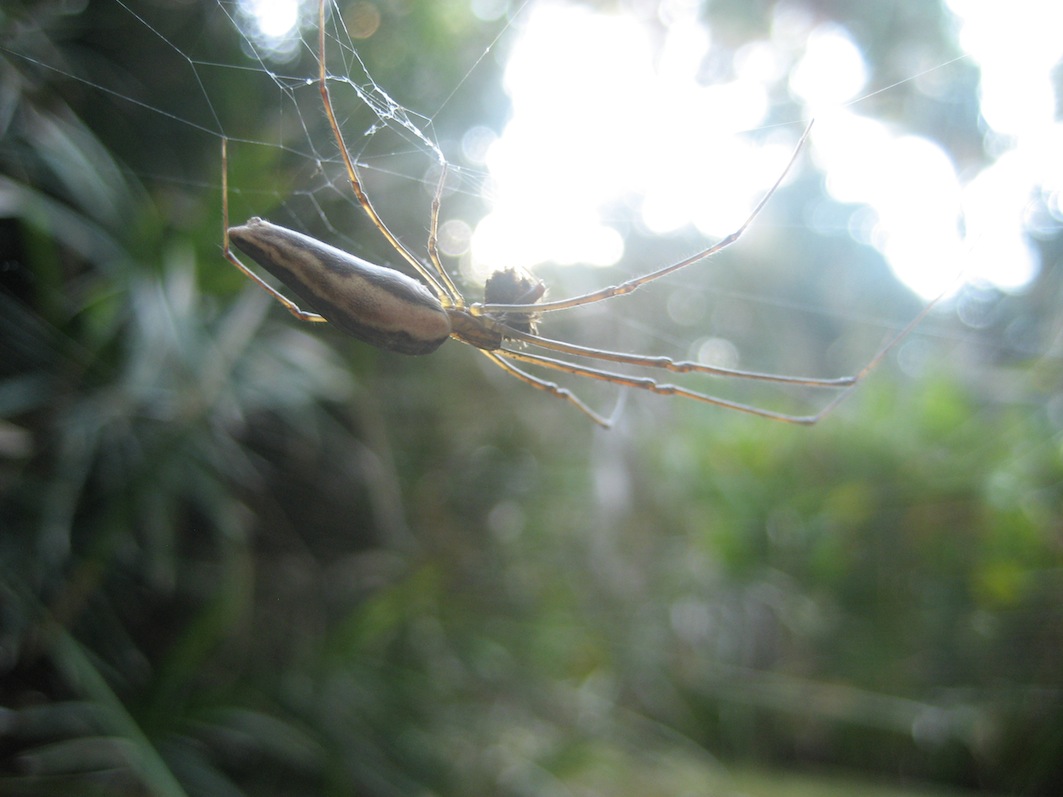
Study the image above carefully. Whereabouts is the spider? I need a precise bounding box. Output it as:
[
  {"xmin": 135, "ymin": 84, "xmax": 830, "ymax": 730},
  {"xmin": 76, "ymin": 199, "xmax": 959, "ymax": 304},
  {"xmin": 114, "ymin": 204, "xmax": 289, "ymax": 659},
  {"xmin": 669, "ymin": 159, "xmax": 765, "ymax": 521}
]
[{"xmin": 222, "ymin": 0, "xmax": 932, "ymax": 429}]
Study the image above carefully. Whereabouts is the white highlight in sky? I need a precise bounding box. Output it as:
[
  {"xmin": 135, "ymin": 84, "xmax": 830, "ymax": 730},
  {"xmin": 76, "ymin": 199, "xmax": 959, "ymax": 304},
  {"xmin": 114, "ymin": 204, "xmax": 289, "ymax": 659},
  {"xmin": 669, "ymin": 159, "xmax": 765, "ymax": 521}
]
[
  {"xmin": 472, "ymin": 0, "xmax": 1060, "ymax": 299},
  {"xmin": 238, "ymin": 0, "xmax": 303, "ymax": 60},
  {"xmin": 243, "ymin": 0, "xmax": 299, "ymax": 37},
  {"xmin": 808, "ymin": 115, "xmax": 966, "ymax": 300},
  {"xmin": 945, "ymin": 0, "xmax": 1063, "ymax": 292},
  {"xmin": 471, "ymin": 2, "xmax": 782, "ymax": 282},
  {"xmin": 788, "ymin": 23, "xmax": 868, "ymax": 113},
  {"xmin": 473, "ymin": 5, "xmax": 651, "ymax": 277}
]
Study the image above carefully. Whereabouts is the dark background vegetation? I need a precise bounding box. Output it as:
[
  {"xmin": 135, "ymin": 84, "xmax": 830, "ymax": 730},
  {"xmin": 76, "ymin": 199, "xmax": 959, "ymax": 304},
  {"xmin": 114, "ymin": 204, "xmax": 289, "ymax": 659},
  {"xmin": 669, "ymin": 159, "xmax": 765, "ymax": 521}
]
[{"xmin": 2, "ymin": 0, "xmax": 1061, "ymax": 795}]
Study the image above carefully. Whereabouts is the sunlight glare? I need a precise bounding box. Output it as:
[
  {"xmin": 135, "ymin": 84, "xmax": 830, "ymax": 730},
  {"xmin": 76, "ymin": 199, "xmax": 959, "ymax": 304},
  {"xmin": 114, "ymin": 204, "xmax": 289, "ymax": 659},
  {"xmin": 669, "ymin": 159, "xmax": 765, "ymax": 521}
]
[
  {"xmin": 962, "ymin": 152, "xmax": 1041, "ymax": 290},
  {"xmin": 943, "ymin": 0, "xmax": 1062, "ymax": 292},
  {"xmin": 789, "ymin": 24, "xmax": 868, "ymax": 112},
  {"xmin": 471, "ymin": 2, "xmax": 779, "ymax": 281},
  {"xmin": 812, "ymin": 116, "xmax": 965, "ymax": 299},
  {"xmin": 473, "ymin": 0, "xmax": 1058, "ymax": 297},
  {"xmin": 797, "ymin": 1, "xmax": 1061, "ymax": 297},
  {"xmin": 238, "ymin": 0, "xmax": 304, "ymax": 60},
  {"xmin": 243, "ymin": 0, "xmax": 300, "ymax": 38},
  {"xmin": 471, "ymin": 4, "xmax": 654, "ymax": 279}
]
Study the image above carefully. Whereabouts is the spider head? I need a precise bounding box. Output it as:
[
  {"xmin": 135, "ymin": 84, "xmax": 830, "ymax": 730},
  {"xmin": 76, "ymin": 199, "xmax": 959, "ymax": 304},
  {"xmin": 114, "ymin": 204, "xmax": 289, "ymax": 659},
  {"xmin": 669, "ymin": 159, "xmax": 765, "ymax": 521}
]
[{"xmin": 484, "ymin": 267, "xmax": 546, "ymax": 335}]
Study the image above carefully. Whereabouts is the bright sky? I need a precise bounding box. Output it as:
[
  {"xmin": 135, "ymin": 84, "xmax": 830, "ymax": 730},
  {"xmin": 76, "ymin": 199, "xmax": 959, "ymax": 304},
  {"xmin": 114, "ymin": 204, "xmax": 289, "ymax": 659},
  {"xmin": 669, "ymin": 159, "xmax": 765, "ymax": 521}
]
[
  {"xmin": 467, "ymin": 0, "xmax": 1062, "ymax": 300},
  {"xmin": 243, "ymin": 0, "xmax": 1063, "ymax": 300}
]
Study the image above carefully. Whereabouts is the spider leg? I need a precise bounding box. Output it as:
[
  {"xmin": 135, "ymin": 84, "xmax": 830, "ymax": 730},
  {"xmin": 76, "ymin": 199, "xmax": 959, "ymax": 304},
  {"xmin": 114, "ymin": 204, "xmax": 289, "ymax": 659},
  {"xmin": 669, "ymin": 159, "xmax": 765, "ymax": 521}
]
[
  {"xmin": 316, "ymin": 0, "xmax": 457, "ymax": 306},
  {"xmin": 222, "ymin": 247, "xmax": 329, "ymax": 323},
  {"xmin": 497, "ymin": 347, "xmax": 835, "ymax": 425},
  {"xmin": 425, "ymin": 161, "xmax": 463, "ymax": 302},
  {"xmin": 501, "ymin": 326, "xmax": 856, "ymax": 388},
  {"xmin": 481, "ymin": 351, "xmax": 612, "ymax": 428},
  {"xmin": 475, "ymin": 120, "xmax": 815, "ymax": 318},
  {"xmin": 491, "ymin": 264, "xmax": 950, "ymax": 422},
  {"xmin": 222, "ymin": 139, "xmax": 327, "ymax": 323}
]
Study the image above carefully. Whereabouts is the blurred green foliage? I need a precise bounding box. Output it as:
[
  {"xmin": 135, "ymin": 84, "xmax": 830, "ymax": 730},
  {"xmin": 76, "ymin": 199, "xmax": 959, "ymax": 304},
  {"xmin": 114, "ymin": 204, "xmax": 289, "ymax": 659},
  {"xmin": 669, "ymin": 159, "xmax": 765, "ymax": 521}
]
[{"xmin": 1, "ymin": 1, "xmax": 1061, "ymax": 795}]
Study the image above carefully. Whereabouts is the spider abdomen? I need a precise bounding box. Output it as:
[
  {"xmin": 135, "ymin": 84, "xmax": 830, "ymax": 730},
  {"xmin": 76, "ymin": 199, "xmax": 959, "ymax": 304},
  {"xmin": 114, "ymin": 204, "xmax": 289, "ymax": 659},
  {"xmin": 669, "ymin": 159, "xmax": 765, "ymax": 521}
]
[{"xmin": 229, "ymin": 218, "xmax": 451, "ymax": 355}]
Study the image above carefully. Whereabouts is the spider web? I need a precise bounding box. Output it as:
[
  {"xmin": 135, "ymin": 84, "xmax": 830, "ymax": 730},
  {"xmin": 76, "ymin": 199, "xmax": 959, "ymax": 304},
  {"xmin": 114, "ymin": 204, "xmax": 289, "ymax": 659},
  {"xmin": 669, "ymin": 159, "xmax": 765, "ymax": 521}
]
[{"xmin": 6, "ymin": 0, "xmax": 1059, "ymax": 422}]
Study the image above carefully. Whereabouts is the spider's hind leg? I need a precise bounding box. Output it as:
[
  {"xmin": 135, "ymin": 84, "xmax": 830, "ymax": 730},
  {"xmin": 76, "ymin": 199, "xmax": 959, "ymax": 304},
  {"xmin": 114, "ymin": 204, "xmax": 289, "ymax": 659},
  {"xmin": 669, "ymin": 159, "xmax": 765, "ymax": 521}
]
[{"xmin": 484, "ymin": 350, "xmax": 611, "ymax": 428}]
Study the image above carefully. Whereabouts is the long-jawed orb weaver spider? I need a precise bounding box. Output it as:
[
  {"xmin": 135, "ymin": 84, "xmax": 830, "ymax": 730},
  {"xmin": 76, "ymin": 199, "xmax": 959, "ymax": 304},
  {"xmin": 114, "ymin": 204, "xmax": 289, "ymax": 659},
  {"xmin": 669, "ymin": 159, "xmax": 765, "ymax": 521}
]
[{"xmin": 222, "ymin": 0, "xmax": 937, "ymax": 429}]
